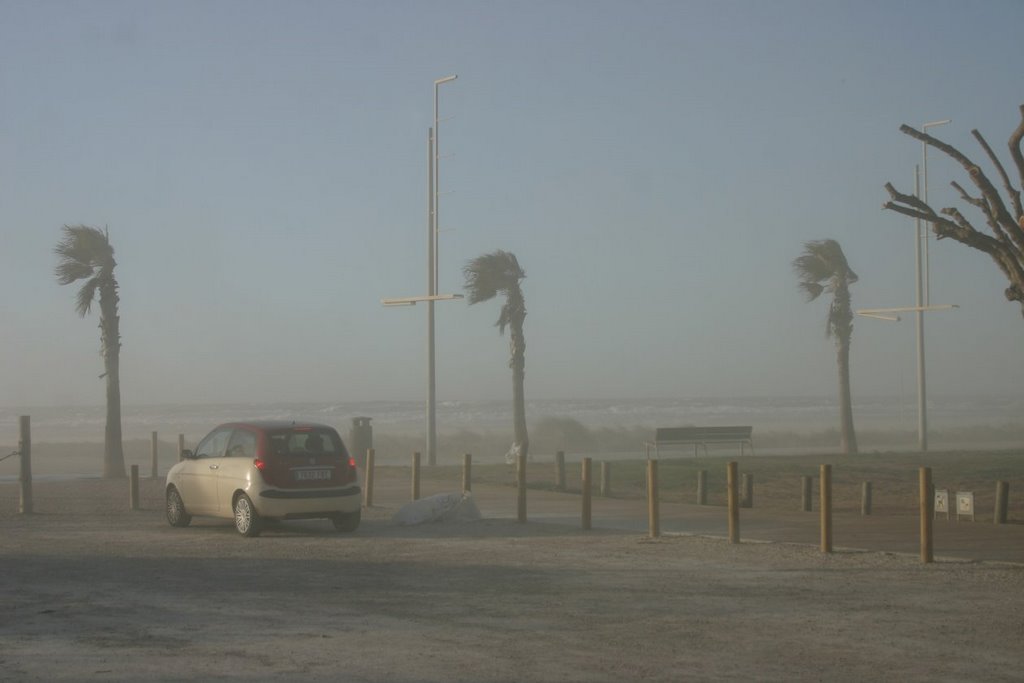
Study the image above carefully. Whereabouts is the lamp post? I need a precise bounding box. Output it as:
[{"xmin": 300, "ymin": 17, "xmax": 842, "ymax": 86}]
[
  {"xmin": 921, "ymin": 119, "xmax": 950, "ymax": 306},
  {"xmin": 383, "ymin": 75, "xmax": 459, "ymax": 468}
]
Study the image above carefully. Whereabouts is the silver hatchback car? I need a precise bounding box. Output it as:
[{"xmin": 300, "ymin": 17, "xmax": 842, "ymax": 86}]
[{"xmin": 165, "ymin": 421, "xmax": 361, "ymax": 537}]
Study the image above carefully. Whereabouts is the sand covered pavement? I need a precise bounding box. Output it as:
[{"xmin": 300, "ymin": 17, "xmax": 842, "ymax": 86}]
[{"xmin": 0, "ymin": 476, "xmax": 1022, "ymax": 682}]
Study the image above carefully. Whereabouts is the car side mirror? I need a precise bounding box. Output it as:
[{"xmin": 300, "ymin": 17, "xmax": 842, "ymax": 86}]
[{"xmin": 181, "ymin": 449, "xmax": 196, "ymax": 460}]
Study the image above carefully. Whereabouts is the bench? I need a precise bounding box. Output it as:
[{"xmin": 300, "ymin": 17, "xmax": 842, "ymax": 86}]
[{"xmin": 644, "ymin": 426, "xmax": 754, "ymax": 458}]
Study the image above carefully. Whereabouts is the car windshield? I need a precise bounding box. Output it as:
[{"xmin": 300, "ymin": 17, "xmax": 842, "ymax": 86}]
[{"xmin": 266, "ymin": 428, "xmax": 345, "ymax": 458}]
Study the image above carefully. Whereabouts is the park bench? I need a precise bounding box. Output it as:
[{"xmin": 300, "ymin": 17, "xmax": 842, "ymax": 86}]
[{"xmin": 644, "ymin": 426, "xmax": 754, "ymax": 458}]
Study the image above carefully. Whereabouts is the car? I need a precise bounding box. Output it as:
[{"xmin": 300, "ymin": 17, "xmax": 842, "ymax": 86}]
[{"xmin": 165, "ymin": 420, "xmax": 361, "ymax": 537}]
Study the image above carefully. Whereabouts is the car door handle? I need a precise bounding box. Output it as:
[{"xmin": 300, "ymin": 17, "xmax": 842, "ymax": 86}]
[{"xmin": 209, "ymin": 464, "xmax": 219, "ymax": 470}]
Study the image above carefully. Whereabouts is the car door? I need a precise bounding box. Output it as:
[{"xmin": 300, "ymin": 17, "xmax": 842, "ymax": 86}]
[
  {"xmin": 216, "ymin": 428, "xmax": 259, "ymax": 512},
  {"xmin": 180, "ymin": 428, "xmax": 231, "ymax": 515}
]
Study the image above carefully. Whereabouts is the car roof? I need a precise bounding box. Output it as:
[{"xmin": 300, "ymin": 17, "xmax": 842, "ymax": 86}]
[{"xmin": 217, "ymin": 420, "xmax": 338, "ymax": 433}]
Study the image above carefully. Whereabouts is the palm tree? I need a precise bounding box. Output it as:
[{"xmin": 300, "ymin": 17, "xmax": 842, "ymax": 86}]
[
  {"xmin": 793, "ymin": 239, "xmax": 859, "ymax": 454},
  {"xmin": 463, "ymin": 250, "xmax": 529, "ymax": 462},
  {"xmin": 54, "ymin": 225, "xmax": 126, "ymax": 478}
]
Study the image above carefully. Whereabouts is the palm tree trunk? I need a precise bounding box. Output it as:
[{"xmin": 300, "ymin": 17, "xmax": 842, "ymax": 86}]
[
  {"xmin": 510, "ymin": 322, "xmax": 529, "ymax": 461},
  {"xmin": 100, "ymin": 287, "xmax": 126, "ymax": 478},
  {"xmin": 837, "ymin": 341, "xmax": 858, "ymax": 454}
]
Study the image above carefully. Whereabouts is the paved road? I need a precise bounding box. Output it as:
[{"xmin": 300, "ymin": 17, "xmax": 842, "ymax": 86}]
[{"xmin": 371, "ymin": 474, "xmax": 1024, "ymax": 564}]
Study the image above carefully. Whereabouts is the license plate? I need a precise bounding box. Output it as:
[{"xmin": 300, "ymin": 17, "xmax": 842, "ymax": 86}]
[{"xmin": 293, "ymin": 469, "xmax": 332, "ymax": 481}]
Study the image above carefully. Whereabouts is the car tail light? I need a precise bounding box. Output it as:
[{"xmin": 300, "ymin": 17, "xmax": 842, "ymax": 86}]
[
  {"xmin": 254, "ymin": 458, "xmax": 269, "ymax": 481},
  {"xmin": 348, "ymin": 456, "xmax": 357, "ymax": 469}
]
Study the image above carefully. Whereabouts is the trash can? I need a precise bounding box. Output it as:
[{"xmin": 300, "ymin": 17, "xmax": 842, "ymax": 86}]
[{"xmin": 349, "ymin": 417, "xmax": 373, "ymax": 469}]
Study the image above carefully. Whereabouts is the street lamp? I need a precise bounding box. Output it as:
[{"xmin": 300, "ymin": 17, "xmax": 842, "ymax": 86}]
[
  {"xmin": 921, "ymin": 119, "xmax": 951, "ymax": 306},
  {"xmin": 382, "ymin": 76, "xmax": 459, "ymax": 467}
]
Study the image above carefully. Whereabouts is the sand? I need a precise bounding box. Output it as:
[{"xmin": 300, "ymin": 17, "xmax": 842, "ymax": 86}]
[{"xmin": 0, "ymin": 475, "xmax": 1021, "ymax": 682}]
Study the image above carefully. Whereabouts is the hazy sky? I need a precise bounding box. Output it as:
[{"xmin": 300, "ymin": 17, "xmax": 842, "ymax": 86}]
[{"xmin": 2, "ymin": 0, "xmax": 1023, "ymax": 408}]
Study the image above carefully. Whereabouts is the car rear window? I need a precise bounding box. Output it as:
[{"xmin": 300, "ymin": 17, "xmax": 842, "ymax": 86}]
[{"xmin": 265, "ymin": 427, "xmax": 347, "ymax": 458}]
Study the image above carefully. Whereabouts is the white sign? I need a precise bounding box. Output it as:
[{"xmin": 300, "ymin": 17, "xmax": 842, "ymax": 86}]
[
  {"xmin": 956, "ymin": 491, "xmax": 975, "ymax": 522},
  {"xmin": 934, "ymin": 489, "xmax": 949, "ymax": 519}
]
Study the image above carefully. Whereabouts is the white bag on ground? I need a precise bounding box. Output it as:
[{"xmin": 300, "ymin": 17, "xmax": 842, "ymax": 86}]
[{"xmin": 392, "ymin": 491, "xmax": 481, "ymax": 525}]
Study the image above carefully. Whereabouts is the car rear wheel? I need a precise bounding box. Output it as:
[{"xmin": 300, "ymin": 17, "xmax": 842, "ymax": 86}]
[
  {"xmin": 166, "ymin": 487, "xmax": 192, "ymax": 527},
  {"xmin": 233, "ymin": 493, "xmax": 262, "ymax": 537},
  {"xmin": 332, "ymin": 509, "xmax": 361, "ymax": 533}
]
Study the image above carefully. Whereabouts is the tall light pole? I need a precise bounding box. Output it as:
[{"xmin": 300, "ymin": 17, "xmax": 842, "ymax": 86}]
[
  {"xmin": 383, "ymin": 75, "xmax": 459, "ymax": 468},
  {"xmin": 921, "ymin": 119, "xmax": 951, "ymax": 306}
]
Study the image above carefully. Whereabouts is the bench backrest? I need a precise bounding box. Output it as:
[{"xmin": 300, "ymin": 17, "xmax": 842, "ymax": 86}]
[{"xmin": 654, "ymin": 426, "xmax": 752, "ymax": 443}]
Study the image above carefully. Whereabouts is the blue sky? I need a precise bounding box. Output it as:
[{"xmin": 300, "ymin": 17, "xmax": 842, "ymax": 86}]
[{"xmin": 1, "ymin": 0, "xmax": 1023, "ymax": 408}]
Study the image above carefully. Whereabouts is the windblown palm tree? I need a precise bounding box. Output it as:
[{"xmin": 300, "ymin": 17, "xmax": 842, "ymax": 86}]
[
  {"xmin": 793, "ymin": 239, "xmax": 859, "ymax": 454},
  {"xmin": 54, "ymin": 225, "xmax": 126, "ymax": 478},
  {"xmin": 463, "ymin": 250, "xmax": 528, "ymax": 462}
]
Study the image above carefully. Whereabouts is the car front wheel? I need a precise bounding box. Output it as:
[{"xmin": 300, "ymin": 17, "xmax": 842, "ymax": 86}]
[
  {"xmin": 233, "ymin": 493, "xmax": 262, "ymax": 537},
  {"xmin": 166, "ymin": 487, "xmax": 192, "ymax": 528},
  {"xmin": 332, "ymin": 509, "xmax": 361, "ymax": 533}
]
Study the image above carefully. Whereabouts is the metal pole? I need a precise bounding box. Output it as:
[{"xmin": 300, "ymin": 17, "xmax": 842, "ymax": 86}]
[
  {"xmin": 915, "ymin": 165, "xmax": 928, "ymax": 452},
  {"xmin": 922, "ymin": 119, "xmax": 951, "ymax": 306},
  {"xmin": 427, "ymin": 127, "xmax": 437, "ymax": 467}
]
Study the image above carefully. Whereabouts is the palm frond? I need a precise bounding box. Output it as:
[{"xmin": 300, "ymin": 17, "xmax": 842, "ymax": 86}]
[
  {"xmin": 463, "ymin": 250, "xmax": 525, "ymax": 305},
  {"xmin": 798, "ymin": 281, "xmax": 825, "ymax": 302},
  {"xmin": 75, "ymin": 276, "xmax": 101, "ymax": 317}
]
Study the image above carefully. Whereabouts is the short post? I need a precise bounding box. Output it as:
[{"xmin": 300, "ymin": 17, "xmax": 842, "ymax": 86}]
[
  {"xmin": 364, "ymin": 448, "xmax": 375, "ymax": 507},
  {"xmin": 18, "ymin": 415, "xmax": 32, "ymax": 515},
  {"xmin": 820, "ymin": 464, "xmax": 832, "ymax": 553},
  {"xmin": 861, "ymin": 481, "xmax": 873, "ymax": 516},
  {"xmin": 600, "ymin": 461, "xmax": 611, "ymax": 497},
  {"xmin": 178, "ymin": 433, "xmax": 185, "ymax": 462},
  {"xmin": 920, "ymin": 467, "xmax": 933, "ymax": 563},
  {"xmin": 994, "ymin": 481, "xmax": 1009, "ymax": 525},
  {"xmin": 517, "ymin": 452, "xmax": 527, "ymax": 523},
  {"xmin": 647, "ymin": 459, "xmax": 660, "ymax": 538},
  {"xmin": 129, "ymin": 464, "xmax": 140, "ymax": 511},
  {"xmin": 462, "ymin": 453, "xmax": 472, "ymax": 493},
  {"xmin": 581, "ymin": 457, "xmax": 592, "ymax": 530},
  {"xmin": 740, "ymin": 473, "xmax": 753, "ymax": 508},
  {"xmin": 151, "ymin": 431, "xmax": 159, "ymax": 478},
  {"xmin": 697, "ymin": 469, "xmax": 707, "ymax": 505},
  {"xmin": 411, "ymin": 451, "xmax": 421, "ymax": 501},
  {"xmin": 554, "ymin": 450, "xmax": 566, "ymax": 492},
  {"xmin": 801, "ymin": 475, "xmax": 812, "ymax": 512},
  {"xmin": 727, "ymin": 461, "xmax": 739, "ymax": 543}
]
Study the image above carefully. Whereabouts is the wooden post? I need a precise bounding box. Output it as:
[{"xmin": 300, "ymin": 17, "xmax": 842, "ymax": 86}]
[
  {"xmin": 647, "ymin": 459, "xmax": 660, "ymax": 538},
  {"xmin": 517, "ymin": 452, "xmax": 527, "ymax": 523},
  {"xmin": 697, "ymin": 469, "xmax": 707, "ymax": 505},
  {"xmin": 178, "ymin": 433, "xmax": 185, "ymax": 462},
  {"xmin": 554, "ymin": 450, "xmax": 566, "ymax": 492},
  {"xmin": 129, "ymin": 464, "xmax": 140, "ymax": 510},
  {"xmin": 727, "ymin": 461, "xmax": 739, "ymax": 543},
  {"xmin": 861, "ymin": 481, "xmax": 873, "ymax": 516},
  {"xmin": 820, "ymin": 465, "xmax": 832, "ymax": 553},
  {"xmin": 920, "ymin": 467, "xmax": 933, "ymax": 563},
  {"xmin": 151, "ymin": 431, "xmax": 159, "ymax": 478},
  {"xmin": 581, "ymin": 457, "xmax": 592, "ymax": 530},
  {"xmin": 18, "ymin": 416, "xmax": 32, "ymax": 515},
  {"xmin": 801, "ymin": 475, "xmax": 812, "ymax": 512},
  {"xmin": 462, "ymin": 453, "xmax": 472, "ymax": 493},
  {"xmin": 411, "ymin": 451, "xmax": 421, "ymax": 501},
  {"xmin": 994, "ymin": 481, "xmax": 1009, "ymax": 525},
  {"xmin": 364, "ymin": 448, "xmax": 375, "ymax": 507},
  {"xmin": 600, "ymin": 461, "xmax": 611, "ymax": 497},
  {"xmin": 740, "ymin": 473, "xmax": 753, "ymax": 508}
]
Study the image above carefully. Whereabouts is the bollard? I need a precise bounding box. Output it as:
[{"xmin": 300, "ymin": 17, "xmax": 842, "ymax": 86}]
[
  {"xmin": 151, "ymin": 431, "xmax": 159, "ymax": 478},
  {"xmin": 697, "ymin": 469, "xmax": 707, "ymax": 505},
  {"xmin": 920, "ymin": 467, "xmax": 933, "ymax": 563},
  {"xmin": 517, "ymin": 452, "xmax": 527, "ymax": 523},
  {"xmin": 129, "ymin": 464, "xmax": 140, "ymax": 511},
  {"xmin": 862, "ymin": 482, "xmax": 873, "ymax": 516},
  {"xmin": 364, "ymin": 448, "xmax": 375, "ymax": 507},
  {"xmin": 19, "ymin": 416, "xmax": 32, "ymax": 515},
  {"xmin": 411, "ymin": 452, "xmax": 421, "ymax": 501},
  {"xmin": 994, "ymin": 481, "xmax": 1009, "ymax": 525},
  {"xmin": 463, "ymin": 453, "xmax": 472, "ymax": 493},
  {"xmin": 820, "ymin": 465, "xmax": 832, "ymax": 553},
  {"xmin": 178, "ymin": 433, "xmax": 185, "ymax": 462},
  {"xmin": 600, "ymin": 461, "xmax": 611, "ymax": 497},
  {"xmin": 727, "ymin": 461, "xmax": 740, "ymax": 543},
  {"xmin": 801, "ymin": 475, "xmax": 812, "ymax": 512},
  {"xmin": 581, "ymin": 457, "xmax": 592, "ymax": 531},
  {"xmin": 647, "ymin": 459, "xmax": 660, "ymax": 538},
  {"xmin": 740, "ymin": 473, "xmax": 753, "ymax": 509},
  {"xmin": 554, "ymin": 451, "xmax": 566, "ymax": 492}
]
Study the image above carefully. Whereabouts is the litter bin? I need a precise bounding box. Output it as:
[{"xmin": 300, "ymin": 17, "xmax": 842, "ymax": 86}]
[{"xmin": 349, "ymin": 417, "xmax": 373, "ymax": 469}]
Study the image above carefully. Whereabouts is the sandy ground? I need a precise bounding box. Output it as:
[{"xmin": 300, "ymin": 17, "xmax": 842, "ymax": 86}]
[{"xmin": 0, "ymin": 476, "xmax": 1022, "ymax": 682}]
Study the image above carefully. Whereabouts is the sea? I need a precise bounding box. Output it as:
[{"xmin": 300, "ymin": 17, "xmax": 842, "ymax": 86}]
[{"xmin": 1, "ymin": 395, "xmax": 1021, "ymax": 444}]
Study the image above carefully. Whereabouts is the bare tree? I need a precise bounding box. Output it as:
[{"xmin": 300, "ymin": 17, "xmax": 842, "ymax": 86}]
[{"xmin": 882, "ymin": 105, "xmax": 1024, "ymax": 316}]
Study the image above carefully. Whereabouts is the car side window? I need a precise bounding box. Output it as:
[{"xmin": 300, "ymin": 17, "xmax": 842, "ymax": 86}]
[
  {"xmin": 195, "ymin": 429, "xmax": 232, "ymax": 459},
  {"xmin": 226, "ymin": 429, "xmax": 257, "ymax": 458}
]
